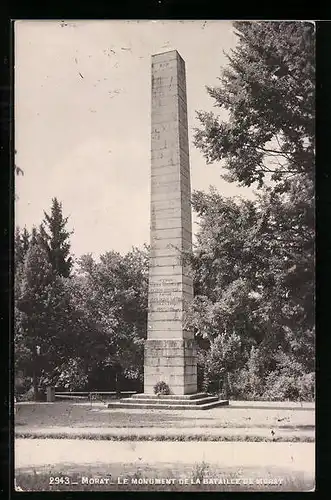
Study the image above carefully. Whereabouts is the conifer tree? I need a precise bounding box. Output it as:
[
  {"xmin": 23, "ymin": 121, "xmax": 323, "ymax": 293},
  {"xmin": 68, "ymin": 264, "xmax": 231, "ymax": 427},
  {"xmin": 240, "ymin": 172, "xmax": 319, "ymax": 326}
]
[
  {"xmin": 14, "ymin": 227, "xmax": 30, "ymax": 271},
  {"xmin": 15, "ymin": 239, "xmax": 75, "ymax": 399},
  {"xmin": 39, "ymin": 198, "xmax": 73, "ymax": 277},
  {"xmin": 15, "ymin": 243, "xmax": 57, "ymax": 399},
  {"xmin": 30, "ymin": 226, "xmax": 39, "ymax": 246}
]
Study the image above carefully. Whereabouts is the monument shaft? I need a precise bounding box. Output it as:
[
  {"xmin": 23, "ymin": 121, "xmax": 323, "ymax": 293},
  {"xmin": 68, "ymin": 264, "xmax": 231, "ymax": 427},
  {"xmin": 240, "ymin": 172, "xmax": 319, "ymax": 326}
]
[{"xmin": 144, "ymin": 50, "xmax": 197, "ymax": 395}]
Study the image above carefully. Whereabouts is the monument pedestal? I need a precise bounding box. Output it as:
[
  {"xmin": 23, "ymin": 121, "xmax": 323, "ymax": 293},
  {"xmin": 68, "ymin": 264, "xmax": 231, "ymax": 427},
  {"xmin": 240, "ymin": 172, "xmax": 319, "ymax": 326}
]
[
  {"xmin": 107, "ymin": 392, "xmax": 229, "ymax": 410},
  {"xmin": 144, "ymin": 339, "xmax": 197, "ymax": 395},
  {"xmin": 107, "ymin": 338, "xmax": 229, "ymax": 409}
]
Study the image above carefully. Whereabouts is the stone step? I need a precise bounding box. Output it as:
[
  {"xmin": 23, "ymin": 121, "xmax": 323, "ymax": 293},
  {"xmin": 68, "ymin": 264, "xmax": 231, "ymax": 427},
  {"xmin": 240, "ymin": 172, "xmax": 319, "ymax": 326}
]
[
  {"xmin": 107, "ymin": 399, "xmax": 229, "ymax": 410},
  {"xmin": 118, "ymin": 395, "xmax": 219, "ymax": 406},
  {"xmin": 131, "ymin": 392, "xmax": 209, "ymax": 400}
]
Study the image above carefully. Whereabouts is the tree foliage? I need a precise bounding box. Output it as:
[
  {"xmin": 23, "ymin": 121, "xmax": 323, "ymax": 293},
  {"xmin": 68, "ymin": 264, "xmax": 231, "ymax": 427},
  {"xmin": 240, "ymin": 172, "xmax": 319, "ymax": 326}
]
[
  {"xmin": 14, "ymin": 236, "xmax": 149, "ymax": 397},
  {"xmin": 200, "ymin": 332, "xmax": 242, "ymax": 396},
  {"xmin": 15, "ymin": 241, "xmax": 73, "ymax": 398},
  {"xmin": 74, "ymin": 247, "xmax": 149, "ymax": 389},
  {"xmin": 194, "ymin": 21, "xmax": 315, "ymax": 190},
  {"xmin": 190, "ymin": 21, "xmax": 315, "ymax": 400},
  {"xmin": 39, "ymin": 197, "xmax": 73, "ymax": 278},
  {"xmin": 14, "ymin": 227, "xmax": 30, "ymax": 271}
]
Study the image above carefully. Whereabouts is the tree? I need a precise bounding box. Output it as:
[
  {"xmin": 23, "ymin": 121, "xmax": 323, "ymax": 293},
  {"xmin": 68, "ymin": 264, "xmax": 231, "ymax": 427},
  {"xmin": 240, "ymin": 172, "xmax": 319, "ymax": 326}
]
[
  {"xmin": 14, "ymin": 243, "xmax": 149, "ymax": 396},
  {"xmin": 63, "ymin": 246, "xmax": 149, "ymax": 393},
  {"xmin": 15, "ymin": 243, "xmax": 55, "ymax": 399},
  {"xmin": 39, "ymin": 197, "xmax": 73, "ymax": 277},
  {"xmin": 194, "ymin": 21, "xmax": 315, "ymax": 190},
  {"xmin": 14, "ymin": 226, "xmax": 30, "ymax": 271},
  {"xmin": 189, "ymin": 22, "xmax": 315, "ymax": 399},
  {"xmin": 186, "ymin": 186, "xmax": 314, "ymax": 396},
  {"xmin": 15, "ymin": 241, "xmax": 74, "ymax": 399},
  {"xmin": 187, "ymin": 190, "xmax": 270, "ymax": 343},
  {"xmin": 46, "ymin": 273, "xmax": 103, "ymax": 391}
]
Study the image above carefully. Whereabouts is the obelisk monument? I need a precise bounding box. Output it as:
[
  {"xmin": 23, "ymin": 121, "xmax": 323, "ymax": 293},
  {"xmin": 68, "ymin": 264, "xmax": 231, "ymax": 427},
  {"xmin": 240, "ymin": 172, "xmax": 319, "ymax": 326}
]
[
  {"xmin": 144, "ymin": 50, "xmax": 197, "ymax": 395},
  {"xmin": 107, "ymin": 51, "xmax": 229, "ymax": 408}
]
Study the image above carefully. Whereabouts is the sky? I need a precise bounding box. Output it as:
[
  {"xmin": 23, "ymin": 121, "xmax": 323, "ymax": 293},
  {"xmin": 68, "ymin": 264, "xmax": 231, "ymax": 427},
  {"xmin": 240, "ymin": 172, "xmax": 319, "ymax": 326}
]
[{"xmin": 15, "ymin": 20, "xmax": 254, "ymax": 259}]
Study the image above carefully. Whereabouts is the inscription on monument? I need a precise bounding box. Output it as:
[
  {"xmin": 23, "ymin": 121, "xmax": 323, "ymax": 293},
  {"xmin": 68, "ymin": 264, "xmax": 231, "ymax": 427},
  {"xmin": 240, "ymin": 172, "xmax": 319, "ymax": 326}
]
[{"xmin": 148, "ymin": 277, "xmax": 192, "ymax": 314}]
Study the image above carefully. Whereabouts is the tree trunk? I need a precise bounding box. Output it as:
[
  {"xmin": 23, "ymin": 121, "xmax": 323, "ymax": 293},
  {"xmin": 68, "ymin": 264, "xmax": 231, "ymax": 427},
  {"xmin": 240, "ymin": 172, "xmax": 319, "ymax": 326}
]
[
  {"xmin": 224, "ymin": 372, "xmax": 230, "ymax": 399},
  {"xmin": 31, "ymin": 348, "xmax": 39, "ymax": 401},
  {"xmin": 83, "ymin": 358, "xmax": 89, "ymax": 390},
  {"xmin": 227, "ymin": 372, "xmax": 231, "ymax": 398},
  {"xmin": 223, "ymin": 374, "xmax": 228, "ymax": 399},
  {"xmin": 32, "ymin": 369, "xmax": 38, "ymax": 401},
  {"xmin": 219, "ymin": 373, "xmax": 227, "ymax": 399},
  {"xmin": 115, "ymin": 371, "xmax": 121, "ymax": 398},
  {"xmin": 202, "ymin": 371, "xmax": 209, "ymax": 393}
]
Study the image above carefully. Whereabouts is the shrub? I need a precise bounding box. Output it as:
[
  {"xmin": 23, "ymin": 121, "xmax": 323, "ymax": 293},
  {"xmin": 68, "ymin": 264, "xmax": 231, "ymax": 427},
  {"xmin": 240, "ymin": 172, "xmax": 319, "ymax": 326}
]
[
  {"xmin": 47, "ymin": 359, "xmax": 89, "ymax": 391},
  {"xmin": 298, "ymin": 372, "xmax": 315, "ymax": 401},
  {"xmin": 153, "ymin": 381, "xmax": 170, "ymax": 395},
  {"xmin": 226, "ymin": 346, "xmax": 265, "ymax": 400},
  {"xmin": 229, "ymin": 366, "xmax": 315, "ymax": 402},
  {"xmin": 200, "ymin": 332, "xmax": 243, "ymax": 396},
  {"xmin": 262, "ymin": 370, "xmax": 315, "ymax": 402},
  {"xmin": 19, "ymin": 386, "xmax": 46, "ymax": 402},
  {"xmin": 230, "ymin": 369, "xmax": 262, "ymax": 400},
  {"xmin": 15, "ymin": 373, "xmax": 32, "ymax": 399},
  {"xmin": 262, "ymin": 372, "xmax": 299, "ymax": 401},
  {"xmin": 261, "ymin": 352, "xmax": 315, "ymax": 402}
]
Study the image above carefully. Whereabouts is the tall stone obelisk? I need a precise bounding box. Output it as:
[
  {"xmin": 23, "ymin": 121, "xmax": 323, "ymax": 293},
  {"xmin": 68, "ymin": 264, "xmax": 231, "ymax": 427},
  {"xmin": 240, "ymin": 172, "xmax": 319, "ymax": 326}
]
[
  {"xmin": 106, "ymin": 51, "xmax": 229, "ymax": 409},
  {"xmin": 144, "ymin": 50, "xmax": 197, "ymax": 395}
]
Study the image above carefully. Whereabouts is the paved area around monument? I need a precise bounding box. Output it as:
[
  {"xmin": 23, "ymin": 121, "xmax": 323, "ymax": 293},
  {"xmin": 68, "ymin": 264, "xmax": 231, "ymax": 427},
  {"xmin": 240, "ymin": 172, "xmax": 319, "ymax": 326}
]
[{"xmin": 15, "ymin": 401, "xmax": 315, "ymax": 442}]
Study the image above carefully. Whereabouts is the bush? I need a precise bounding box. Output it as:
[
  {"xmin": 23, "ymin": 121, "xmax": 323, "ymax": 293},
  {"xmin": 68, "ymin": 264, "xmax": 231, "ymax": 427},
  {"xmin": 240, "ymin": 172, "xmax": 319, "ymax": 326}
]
[
  {"xmin": 229, "ymin": 369, "xmax": 263, "ymax": 400},
  {"xmin": 298, "ymin": 372, "xmax": 315, "ymax": 401},
  {"xmin": 153, "ymin": 381, "xmax": 170, "ymax": 395},
  {"xmin": 199, "ymin": 332, "xmax": 243, "ymax": 396},
  {"xmin": 229, "ymin": 367, "xmax": 315, "ymax": 402},
  {"xmin": 260, "ymin": 352, "xmax": 315, "ymax": 402},
  {"xmin": 47, "ymin": 359, "xmax": 89, "ymax": 391},
  {"xmin": 262, "ymin": 372, "xmax": 298, "ymax": 401},
  {"xmin": 19, "ymin": 386, "xmax": 46, "ymax": 402},
  {"xmin": 226, "ymin": 346, "xmax": 265, "ymax": 400},
  {"xmin": 262, "ymin": 370, "xmax": 315, "ymax": 402},
  {"xmin": 15, "ymin": 373, "xmax": 32, "ymax": 399}
]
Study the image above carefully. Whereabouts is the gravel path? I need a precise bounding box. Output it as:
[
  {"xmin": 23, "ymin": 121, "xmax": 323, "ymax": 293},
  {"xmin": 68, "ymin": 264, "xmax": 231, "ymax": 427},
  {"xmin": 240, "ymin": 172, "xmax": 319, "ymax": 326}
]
[{"xmin": 15, "ymin": 439, "xmax": 315, "ymax": 475}]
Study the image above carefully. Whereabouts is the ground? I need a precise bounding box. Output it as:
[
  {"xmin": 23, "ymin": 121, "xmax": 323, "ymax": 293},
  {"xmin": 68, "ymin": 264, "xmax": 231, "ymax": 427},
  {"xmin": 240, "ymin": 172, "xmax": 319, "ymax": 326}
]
[
  {"xmin": 15, "ymin": 400, "xmax": 314, "ymax": 431},
  {"xmin": 15, "ymin": 439, "xmax": 315, "ymax": 492},
  {"xmin": 15, "ymin": 400, "xmax": 315, "ymax": 492}
]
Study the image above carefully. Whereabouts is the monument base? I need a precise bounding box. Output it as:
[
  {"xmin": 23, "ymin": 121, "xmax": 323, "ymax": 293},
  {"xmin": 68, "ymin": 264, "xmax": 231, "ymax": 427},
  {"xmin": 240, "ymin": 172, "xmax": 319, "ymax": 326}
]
[
  {"xmin": 107, "ymin": 393, "xmax": 229, "ymax": 410},
  {"xmin": 144, "ymin": 339, "xmax": 198, "ymax": 395}
]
